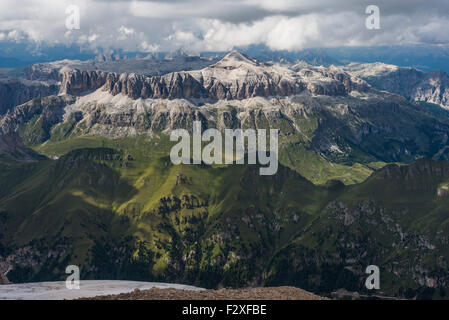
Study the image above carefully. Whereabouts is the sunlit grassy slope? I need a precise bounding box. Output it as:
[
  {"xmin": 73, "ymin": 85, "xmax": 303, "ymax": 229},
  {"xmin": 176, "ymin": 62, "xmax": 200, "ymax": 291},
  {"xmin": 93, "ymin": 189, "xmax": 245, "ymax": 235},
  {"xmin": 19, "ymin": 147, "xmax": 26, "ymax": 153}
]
[
  {"xmin": 34, "ymin": 133, "xmax": 383, "ymax": 185},
  {"xmin": 1, "ymin": 135, "xmax": 448, "ymax": 298}
]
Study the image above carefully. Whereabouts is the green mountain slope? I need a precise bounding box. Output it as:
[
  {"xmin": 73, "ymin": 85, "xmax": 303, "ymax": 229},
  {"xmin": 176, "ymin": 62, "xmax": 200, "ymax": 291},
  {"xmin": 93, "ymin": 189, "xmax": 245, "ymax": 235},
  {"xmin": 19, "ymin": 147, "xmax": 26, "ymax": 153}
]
[
  {"xmin": 265, "ymin": 159, "xmax": 449, "ymax": 298},
  {"xmin": 0, "ymin": 142, "xmax": 448, "ymax": 298}
]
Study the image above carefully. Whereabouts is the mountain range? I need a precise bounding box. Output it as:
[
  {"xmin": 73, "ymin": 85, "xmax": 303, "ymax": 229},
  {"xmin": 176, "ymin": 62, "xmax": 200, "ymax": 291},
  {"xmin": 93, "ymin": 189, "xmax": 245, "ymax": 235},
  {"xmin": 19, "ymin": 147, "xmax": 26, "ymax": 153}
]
[{"xmin": 1, "ymin": 51, "xmax": 449, "ymax": 299}]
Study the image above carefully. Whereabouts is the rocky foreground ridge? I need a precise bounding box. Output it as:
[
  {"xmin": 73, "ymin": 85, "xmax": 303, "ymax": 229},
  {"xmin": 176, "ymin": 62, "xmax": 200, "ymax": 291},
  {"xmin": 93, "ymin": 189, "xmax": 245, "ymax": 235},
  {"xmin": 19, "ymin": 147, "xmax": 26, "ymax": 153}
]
[{"xmin": 82, "ymin": 286, "xmax": 327, "ymax": 300}]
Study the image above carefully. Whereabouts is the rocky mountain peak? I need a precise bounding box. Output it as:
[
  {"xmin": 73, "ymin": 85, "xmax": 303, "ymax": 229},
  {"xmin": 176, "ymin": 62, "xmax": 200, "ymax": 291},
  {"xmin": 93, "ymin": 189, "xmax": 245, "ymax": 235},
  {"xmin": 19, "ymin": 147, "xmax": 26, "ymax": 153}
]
[
  {"xmin": 11, "ymin": 51, "xmax": 371, "ymax": 104},
  {"xmin": 214, "ymin": 50, "xmax": 260, "ymax": 68}
]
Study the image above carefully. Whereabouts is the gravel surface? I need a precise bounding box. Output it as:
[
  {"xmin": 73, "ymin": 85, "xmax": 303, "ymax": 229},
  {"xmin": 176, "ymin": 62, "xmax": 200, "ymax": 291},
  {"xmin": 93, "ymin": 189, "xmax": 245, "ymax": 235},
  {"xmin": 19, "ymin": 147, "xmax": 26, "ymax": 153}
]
[{"xmin": 82, "ymin": 286, "xmax": 328, "ymax": 300}]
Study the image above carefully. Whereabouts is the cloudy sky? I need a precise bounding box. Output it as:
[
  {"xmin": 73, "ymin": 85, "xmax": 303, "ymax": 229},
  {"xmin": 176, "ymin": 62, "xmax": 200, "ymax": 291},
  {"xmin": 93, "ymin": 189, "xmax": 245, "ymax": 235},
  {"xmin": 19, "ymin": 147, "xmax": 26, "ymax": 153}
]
[{"xmin": 0, "ymin": 0, "xmax": 448, "ymax": 54}]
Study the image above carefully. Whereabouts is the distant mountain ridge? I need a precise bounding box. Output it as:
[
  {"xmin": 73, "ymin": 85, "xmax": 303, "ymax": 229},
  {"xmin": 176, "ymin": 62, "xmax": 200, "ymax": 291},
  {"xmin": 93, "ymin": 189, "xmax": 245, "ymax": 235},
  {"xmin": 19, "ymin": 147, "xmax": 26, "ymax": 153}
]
[
  {"xmin": 3, "ymin": 48, "xmax": 449, "ymax": 116},
  {"xmin": 3, "ymin": 51, "xmax": 449, "ymax": 169},
  {"xmin": 0, "ymin": 77, "xmax": 59, "ymax": 115},
  {"xmin": 79, "ymin": 51, "xmax": 368, "ymax": 100},
  {"xmin": 342, "ymin": 62, "xmax": 449, "ymax": 109}
]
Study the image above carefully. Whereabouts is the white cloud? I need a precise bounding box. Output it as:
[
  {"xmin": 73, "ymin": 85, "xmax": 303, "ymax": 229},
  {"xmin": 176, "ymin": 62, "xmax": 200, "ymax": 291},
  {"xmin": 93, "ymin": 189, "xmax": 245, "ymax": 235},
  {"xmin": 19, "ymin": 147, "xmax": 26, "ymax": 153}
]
[
  {"xmin": 0, "ymin": 0, "xmax": 448, "ymax": 53},
  {"xmin": 139, "ymin": 41, "xmax": 160, "ymax": 52},
  {"xmin": 118, "ymin": 26, "xmax": 136, "ymax": 40},
  {"xmin": 119, "ymin": 26, "xmax": 135, "ymax": 36},
  {"xmin": 7, "ymin": 30, "xmax": 23, "ymax": 41}
]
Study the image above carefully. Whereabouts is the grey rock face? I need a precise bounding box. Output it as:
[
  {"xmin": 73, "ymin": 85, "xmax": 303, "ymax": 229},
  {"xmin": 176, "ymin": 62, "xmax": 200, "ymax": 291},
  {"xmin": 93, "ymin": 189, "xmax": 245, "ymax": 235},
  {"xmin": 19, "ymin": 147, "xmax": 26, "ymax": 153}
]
[
  {"xmin": 24, "ymin": 64, "xmax": 61, "ymax": 82},
  {"xmin": 0, "ymin": 78, "xmax": 59, "ymax": 116},
  {"xmin": 0, "ymin": 95, "xmax": 75, "ymax": 142},
  {"xmin": 25, "ymin": 54, "xmax": 218, "ymax": 79},
  {"xmin": 4, "ymin": 51, "xmax": 449, "ymax": 166},
  {"xmin": 1, "ymin": 51, "xmax": 369, "ymax": 118},
  {"xmin": 0, "ymin": 54, "xmax": 218, "ymax": 116},
  {"xmin": 57, "ymin": 51, "xmax": 370, "ymax": 101},
  {"xmin": 342, "ymin": 62, "xmax": 449, "ymax": 108},
  {"xmin": 59, "ymin": 70, "xmax": 108, "ymax": 95},
  {"xmin": 412, "ymin": 70, "xmax": 449, "ymax": 107}
]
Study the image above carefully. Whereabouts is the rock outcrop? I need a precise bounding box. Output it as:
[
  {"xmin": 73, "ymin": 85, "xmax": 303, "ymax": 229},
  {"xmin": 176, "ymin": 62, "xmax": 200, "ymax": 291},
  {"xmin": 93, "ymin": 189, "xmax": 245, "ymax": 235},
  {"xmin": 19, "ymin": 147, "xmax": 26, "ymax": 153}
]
[
  {"xmin": 59, "ymin": 70, "xmax": 108, "ymax": 95},
  {"xmin": 103, "ymin": 51, "xmax": 369, "ymax": 100},
  {"xmin": 0, "ymin": 53, "xmax": 218, "ymax": 116},
  {"xmin": 57, "ymin": 51, "xmax": 370, "ymax": 101},
  {"xmin": 0, "ymin": 95, "xmax": 75, "ymax": 144},
  {"xmin": 0, "ymin": 51, "xmax": 371, "ymax": 119},
  {"xmin": 0, "ymin": 78, "xmax": 59, "ymax": 115},
  {"xmin": 343, "ymin": 62, "xmax": 449, "ymax": 108}
]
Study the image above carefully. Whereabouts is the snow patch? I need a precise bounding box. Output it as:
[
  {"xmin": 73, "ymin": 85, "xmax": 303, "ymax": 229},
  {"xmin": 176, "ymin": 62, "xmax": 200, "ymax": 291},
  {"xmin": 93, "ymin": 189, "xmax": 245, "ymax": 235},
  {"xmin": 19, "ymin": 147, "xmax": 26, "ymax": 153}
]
[{"xmin": 0, "ymin": 280, "xmax": 204, "ymax": 300}]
